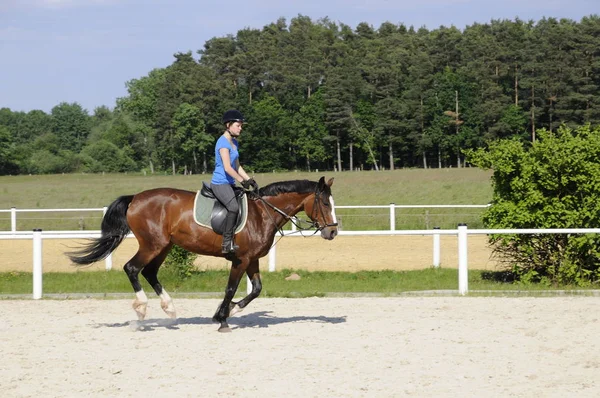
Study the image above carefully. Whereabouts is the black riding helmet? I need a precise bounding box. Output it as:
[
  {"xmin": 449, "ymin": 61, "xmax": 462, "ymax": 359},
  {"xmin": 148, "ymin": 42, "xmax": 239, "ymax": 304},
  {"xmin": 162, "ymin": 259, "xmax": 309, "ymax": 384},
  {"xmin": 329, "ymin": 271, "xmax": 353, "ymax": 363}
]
[{"xmin": 222, "ymin": 109, "xmax": 245, "ymax": 124}]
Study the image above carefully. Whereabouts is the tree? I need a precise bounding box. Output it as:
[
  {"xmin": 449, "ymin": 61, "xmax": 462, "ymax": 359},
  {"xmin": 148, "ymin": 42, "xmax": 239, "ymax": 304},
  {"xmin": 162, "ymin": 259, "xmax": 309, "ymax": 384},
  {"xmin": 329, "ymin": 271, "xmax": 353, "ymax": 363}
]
[
  {"xmin": 0, "ymin": 126, "xmax": 19, "ymax": 174},
  {"xmin": 80, "ymin": 140, "xmax": 136, "ymax": 172},
  {"xmin": 292, "ymin": 90, "xmax": 330, "ymax": 171},
  {"xmin": 50, "ymin": 102, "xmax": 91, "ymax": 152},
  {"xmin": 117, "ymin": 68, "xmax": 167, "ymax": 173},
  {"xmin": 350, "ymin": 100, "xmax": 379, "ymax": 170},
  {"xmin": 427, "ymin": 68, "xmax": 478, "ymax": 167},
  {"xmin": 242, "ymin": 96, "xmax": 291, "ymax": 172},
  {"xmin": 171, "ymin": 103, "xmax": 212, "ymax": 174},
  {"xmin": 402, "ymin": 27, "xmax": 435, "ymax": 168}
]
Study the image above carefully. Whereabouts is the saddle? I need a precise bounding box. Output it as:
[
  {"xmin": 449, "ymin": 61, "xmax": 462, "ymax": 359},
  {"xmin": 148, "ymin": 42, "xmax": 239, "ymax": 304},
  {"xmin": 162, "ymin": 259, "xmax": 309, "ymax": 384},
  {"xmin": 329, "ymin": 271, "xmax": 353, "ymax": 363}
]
[{"xmin": 193, "ymin": 182, "xmax": 248, "ymax": 235}]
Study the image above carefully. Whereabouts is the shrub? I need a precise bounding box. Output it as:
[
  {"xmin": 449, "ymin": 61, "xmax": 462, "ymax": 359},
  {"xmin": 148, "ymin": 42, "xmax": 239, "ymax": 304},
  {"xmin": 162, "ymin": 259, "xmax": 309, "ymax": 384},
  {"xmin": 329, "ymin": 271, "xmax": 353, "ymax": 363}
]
[
  {"xmin": 466, "ymin": 125, "xmax": 600, "ymax": 286},
  {"xmin": 80, "ymin": 140, "xmax": 137, "ymax": 172},
  {"xmin": 163, "ymin": 245, "xmax": 197, "ymax": 279}
]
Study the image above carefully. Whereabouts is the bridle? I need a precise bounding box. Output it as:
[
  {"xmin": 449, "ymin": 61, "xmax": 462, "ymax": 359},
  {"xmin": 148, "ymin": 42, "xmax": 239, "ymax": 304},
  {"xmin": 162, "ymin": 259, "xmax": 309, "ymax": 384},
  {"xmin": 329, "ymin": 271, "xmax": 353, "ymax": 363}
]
[
  {"xmin": 309, "ymin": 188, "xmax": 339, "ymax": 231},
  {"xmin": 250, "ymin": 187, "xmax": 338, "ymax": 238}
]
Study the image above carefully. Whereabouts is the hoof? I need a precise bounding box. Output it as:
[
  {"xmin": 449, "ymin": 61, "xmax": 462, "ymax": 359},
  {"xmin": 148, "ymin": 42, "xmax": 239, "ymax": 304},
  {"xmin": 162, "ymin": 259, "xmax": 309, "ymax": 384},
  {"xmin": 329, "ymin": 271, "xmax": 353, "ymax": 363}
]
[
  {"xmin": 229, "ymin": 304, "xmax": 243, "ymax": 317},
  {"xmin": 218, "ymin": 323, "xmax": 231, "ymax": 333},
  {"xmin": 161, "ymin": 302, "xmax": 177, "ymax": 319},
  {"xmin": 133, "ymin": 302, "xmax": 147, "ymax": 321}
]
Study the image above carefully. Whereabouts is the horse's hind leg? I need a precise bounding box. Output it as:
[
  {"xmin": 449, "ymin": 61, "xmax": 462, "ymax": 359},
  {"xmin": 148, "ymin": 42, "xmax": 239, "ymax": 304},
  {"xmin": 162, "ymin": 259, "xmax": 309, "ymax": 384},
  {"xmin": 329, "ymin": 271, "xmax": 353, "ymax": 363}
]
[
  {"xmin": 229, "ymin": 259, "xmax": 262, "ymax": 317},
  {"xmin": 141, "ymin": 243, "xmax": 176, "ymax": 319},
  {"xmin": 124, "ymin": 252, "xmax": 151, "ymax": 321}
]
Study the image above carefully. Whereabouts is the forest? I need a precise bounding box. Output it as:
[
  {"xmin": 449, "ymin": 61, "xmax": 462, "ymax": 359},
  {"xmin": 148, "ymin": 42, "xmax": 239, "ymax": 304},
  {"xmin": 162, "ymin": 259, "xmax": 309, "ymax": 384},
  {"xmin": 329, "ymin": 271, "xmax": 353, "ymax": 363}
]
[{"xmin": 1, "ymin": 15, "xmax": 599, "ymax": 175}]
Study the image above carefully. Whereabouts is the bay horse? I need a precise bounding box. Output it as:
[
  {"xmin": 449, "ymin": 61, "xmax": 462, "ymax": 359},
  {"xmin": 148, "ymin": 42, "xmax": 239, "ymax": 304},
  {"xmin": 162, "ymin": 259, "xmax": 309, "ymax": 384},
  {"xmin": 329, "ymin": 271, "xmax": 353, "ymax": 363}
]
[{"xmin": 67, "ymin": 177, "xmax": 338, "ymax": 332}]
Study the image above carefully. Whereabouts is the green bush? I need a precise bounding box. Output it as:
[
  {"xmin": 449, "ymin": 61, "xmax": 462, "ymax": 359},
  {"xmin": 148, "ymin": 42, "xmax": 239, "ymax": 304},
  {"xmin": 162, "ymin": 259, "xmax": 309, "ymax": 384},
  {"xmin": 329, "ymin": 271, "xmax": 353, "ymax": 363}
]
[
  {"xmin": 163, "ymin": 245, "xmax": 197, "ymax": 280},
  {"xmin": 466, "ymin": 125, "xmax": 600, "ymax": 286},
  {"xmin": 80, "ymin": 140, "xmax": 137, "ymax": 172},
  {"xmin": 27, "ymin": 149, "xmax": 77, "ymax": 174}
]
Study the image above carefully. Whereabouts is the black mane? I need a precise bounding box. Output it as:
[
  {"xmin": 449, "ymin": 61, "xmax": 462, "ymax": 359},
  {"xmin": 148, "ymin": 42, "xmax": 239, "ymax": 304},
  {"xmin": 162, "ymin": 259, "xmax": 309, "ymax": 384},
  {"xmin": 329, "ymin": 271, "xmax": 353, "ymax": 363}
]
[{"xmin": 259, "ymin": 179, "xmax": 318, "ymax": 197}]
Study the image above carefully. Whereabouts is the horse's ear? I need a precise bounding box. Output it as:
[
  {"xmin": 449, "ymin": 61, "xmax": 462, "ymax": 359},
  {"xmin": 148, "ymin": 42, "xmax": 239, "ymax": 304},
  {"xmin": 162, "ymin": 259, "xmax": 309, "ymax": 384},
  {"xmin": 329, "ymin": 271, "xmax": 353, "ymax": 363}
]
[
  {"xmin": 326, "ymin": 177, "xmax": 334, "ymax": 187},
  {"xmin": 317, "ymin": 176, "xmax": 325, "ymax": 189}
]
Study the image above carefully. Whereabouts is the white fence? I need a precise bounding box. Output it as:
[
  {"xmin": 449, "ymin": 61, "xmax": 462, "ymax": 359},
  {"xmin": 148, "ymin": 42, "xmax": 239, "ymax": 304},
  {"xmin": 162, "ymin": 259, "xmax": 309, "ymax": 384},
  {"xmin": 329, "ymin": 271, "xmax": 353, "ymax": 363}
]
[
  {"xmin": 0, "ymin": 205, "xmax": 489, "ymax": 299},
  {"xmin": 4, "ymin": 225, "xmax": 600, "ymax": 300},
  {"xmin": 0, "ymin": 205, "xmax": 491, "ymax": 232}
]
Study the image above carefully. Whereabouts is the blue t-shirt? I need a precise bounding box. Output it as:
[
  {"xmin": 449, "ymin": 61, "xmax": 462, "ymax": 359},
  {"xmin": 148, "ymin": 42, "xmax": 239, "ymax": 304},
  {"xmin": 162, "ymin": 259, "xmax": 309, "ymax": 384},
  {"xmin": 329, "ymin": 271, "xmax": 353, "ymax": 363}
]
[{"xmin": 211, "ymin": 135, "xmax": 239, "ymax": 185}]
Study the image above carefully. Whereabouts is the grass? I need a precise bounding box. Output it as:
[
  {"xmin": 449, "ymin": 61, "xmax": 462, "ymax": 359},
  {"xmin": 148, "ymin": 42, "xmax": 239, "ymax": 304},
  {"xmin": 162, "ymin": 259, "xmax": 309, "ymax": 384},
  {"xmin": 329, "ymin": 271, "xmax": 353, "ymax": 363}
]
[
  {"xmin": 1, "ymin": 268, "xmax": 598, "ymax": 298},
  {"xmin": 0, "ymin": 168, "xmax": 493, "ymax": 230}
]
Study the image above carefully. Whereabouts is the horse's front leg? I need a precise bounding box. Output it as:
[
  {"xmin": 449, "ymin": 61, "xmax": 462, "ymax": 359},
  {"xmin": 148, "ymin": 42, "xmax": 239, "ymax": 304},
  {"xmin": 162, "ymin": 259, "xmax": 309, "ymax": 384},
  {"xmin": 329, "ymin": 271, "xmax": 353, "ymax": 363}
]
[
  {"xmin": 213, "ymin": 257, "xmax": 247, "ymax": 333},
  {"xmin": 229, "ymin": 259, "xmax": 262, "ymax": 317}
]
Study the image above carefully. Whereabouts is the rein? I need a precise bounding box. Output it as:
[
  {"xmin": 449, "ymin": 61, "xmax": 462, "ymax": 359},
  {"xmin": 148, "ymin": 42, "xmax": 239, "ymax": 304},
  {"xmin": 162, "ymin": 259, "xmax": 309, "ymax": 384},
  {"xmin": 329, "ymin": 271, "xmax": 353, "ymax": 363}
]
[
  {"xmin": 253, "ymin": 194, "xmax": 320, "ymax": 236},
  {"xmin": 247, "ymin": 187, "xmax": 338, "ymax": 244}
]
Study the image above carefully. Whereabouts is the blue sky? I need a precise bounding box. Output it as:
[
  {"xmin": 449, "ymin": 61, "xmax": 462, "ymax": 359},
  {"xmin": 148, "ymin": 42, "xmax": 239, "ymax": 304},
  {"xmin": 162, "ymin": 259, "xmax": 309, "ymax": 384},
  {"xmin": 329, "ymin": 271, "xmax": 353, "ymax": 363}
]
[{"xmin": 1, "ymin": 0, "xmax": 597, "ymax": 113}]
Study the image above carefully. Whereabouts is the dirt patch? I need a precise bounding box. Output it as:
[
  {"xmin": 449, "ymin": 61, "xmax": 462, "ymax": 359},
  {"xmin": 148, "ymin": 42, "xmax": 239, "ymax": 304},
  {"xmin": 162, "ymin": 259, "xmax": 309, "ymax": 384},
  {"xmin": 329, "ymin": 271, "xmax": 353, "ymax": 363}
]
[
  {"xmin": 0, "ymin": 235, "xmax": 501, "ymax": 273},
  {"xmin": 1, "ymin": 297, "xmax": 598, "ymax": 396}
]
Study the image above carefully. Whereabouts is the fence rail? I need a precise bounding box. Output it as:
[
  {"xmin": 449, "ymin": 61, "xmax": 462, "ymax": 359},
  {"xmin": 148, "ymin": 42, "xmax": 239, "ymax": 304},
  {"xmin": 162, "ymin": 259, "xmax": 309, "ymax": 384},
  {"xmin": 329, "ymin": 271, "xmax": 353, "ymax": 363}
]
[
  {"xmin": 4, "ymin": 226, "xmax": 600, "ymax": 300},
  {"xmin": 1, "ymin": 205, "xmax": 491, "ymax": 232}
]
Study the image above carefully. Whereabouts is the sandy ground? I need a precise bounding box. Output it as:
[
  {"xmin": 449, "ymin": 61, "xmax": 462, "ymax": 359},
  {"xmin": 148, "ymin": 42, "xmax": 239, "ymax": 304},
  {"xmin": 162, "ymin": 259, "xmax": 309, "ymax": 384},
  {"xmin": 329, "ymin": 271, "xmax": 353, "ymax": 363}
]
[
  {"xmin": 0, "ymin": 235, "xmax": 501, "ymax": 273},
  {"xmin": 0, "ymin": 297, "xmax": 598, "ymax": 397}
]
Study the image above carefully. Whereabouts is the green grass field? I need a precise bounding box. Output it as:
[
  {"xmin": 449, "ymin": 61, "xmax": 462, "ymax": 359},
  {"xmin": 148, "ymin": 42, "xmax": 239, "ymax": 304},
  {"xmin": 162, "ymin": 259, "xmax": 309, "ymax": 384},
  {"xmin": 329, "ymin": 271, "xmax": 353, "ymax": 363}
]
[
  {"xmin": 0, "ymin": 168, "xmax": 493, "ymax": 231},
  {"xmin": 1, "ymin": 268, "xmax": 596, "ymax": 297}
]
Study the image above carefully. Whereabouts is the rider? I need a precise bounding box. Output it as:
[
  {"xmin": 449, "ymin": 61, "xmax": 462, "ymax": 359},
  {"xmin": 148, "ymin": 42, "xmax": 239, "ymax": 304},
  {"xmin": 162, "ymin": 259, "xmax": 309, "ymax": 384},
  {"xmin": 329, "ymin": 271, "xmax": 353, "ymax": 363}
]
[{"xmin": 211, "ymin": 109, "xmax": 259, "ymax": 254}]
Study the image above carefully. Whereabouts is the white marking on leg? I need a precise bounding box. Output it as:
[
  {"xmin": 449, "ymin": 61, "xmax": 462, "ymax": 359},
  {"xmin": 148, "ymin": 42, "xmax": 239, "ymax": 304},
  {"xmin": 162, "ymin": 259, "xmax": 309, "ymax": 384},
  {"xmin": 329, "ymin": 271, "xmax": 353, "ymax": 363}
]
[
  {"xmin": 329, "ymin": 195, "xmax": 338, "ymax": 224},
  {"xmin": 160, "ymin": 289, "xmax": 177, "ymax": 319},
  {"xmin": 132, "ymin": 290, "xmax": 148, "ymax": 321}
]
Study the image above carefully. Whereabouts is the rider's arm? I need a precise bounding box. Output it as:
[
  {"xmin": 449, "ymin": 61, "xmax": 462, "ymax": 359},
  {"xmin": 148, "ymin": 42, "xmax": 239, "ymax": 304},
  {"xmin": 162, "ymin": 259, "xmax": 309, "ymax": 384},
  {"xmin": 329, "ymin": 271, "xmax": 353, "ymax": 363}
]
[
  {"xmin": 219, "ymin": 147, "xmax": 244, "ymax": 183},
  {"xmin": 237, "ymin": 164, "xmax": 251, "ymax": 181}
]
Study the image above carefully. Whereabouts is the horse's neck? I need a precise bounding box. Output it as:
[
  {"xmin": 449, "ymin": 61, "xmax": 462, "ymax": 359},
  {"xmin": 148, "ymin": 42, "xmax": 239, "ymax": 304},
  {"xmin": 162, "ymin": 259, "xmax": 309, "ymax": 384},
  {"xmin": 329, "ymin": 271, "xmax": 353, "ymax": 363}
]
[{"xmin": 260, "ymin": 192, "xmax": 309, "ymax": 225}]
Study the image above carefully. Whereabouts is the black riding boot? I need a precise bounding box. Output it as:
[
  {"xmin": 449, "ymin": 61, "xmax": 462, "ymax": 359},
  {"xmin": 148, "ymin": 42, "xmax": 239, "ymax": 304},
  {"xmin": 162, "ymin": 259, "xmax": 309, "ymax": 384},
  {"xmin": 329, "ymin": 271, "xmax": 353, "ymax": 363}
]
[{"xmin": 221, "ymin": 211, "xmax": 239, "ymax": 254}]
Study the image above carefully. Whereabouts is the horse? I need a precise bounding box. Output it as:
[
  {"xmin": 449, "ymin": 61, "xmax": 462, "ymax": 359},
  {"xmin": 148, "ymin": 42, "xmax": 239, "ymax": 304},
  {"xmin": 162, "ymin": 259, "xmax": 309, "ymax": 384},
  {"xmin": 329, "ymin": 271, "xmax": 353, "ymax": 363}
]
[{"xmin": 67, "ymin": 177, "xmax": 339, "ymax": 332}]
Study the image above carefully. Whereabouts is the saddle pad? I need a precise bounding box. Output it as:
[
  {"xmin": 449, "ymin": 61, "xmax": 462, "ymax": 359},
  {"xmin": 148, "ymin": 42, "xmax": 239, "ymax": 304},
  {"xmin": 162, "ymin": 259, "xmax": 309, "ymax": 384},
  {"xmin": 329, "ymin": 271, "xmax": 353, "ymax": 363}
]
[{"xmin": 192, "ymin": 191, "xmax": 248, "ymax": 234}]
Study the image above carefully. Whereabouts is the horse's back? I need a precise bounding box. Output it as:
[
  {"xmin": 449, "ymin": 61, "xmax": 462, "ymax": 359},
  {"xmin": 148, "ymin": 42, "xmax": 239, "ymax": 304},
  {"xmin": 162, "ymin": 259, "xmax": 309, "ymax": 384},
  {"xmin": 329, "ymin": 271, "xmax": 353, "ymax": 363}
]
[
  {"xmin": 128, "ymin": 187, "xmax": 196, "ymax": 215},
  {"xmin": 134, "ymin": 187, "xmax": 195, "ymax": 199}
]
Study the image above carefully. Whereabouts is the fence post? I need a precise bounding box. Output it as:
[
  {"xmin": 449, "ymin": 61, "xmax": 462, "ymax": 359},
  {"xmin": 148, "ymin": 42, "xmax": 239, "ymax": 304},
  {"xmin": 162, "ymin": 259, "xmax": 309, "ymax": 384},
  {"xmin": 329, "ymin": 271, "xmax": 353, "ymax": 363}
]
[
  {"xmin": 102, "ymin": 206, "xmax": 112, "ymax": 271},
  {"xmin": 433, "ymin": 227, "xmax": 441, "ymax": 268},
  {"xmin": 291, "ymin": 217, "xmax": 297, "ymax": 233},
  {"xmin": 389, "ymin": 203, "xmax": 395, "ymax": 231},
  {"xmin": 458, "ymin": 223, "xmax": 468, "ymax": 295},
  {"xmin": 33, "ymin": 229, "xmax": 43, "ymax": 299},
  {"xmin": 268, "ymin": 245, "xmax": 276, "ymax": 272},
  {"xmin": 11, "ymin": 207, "xmax": 16, "ymax": 232}
]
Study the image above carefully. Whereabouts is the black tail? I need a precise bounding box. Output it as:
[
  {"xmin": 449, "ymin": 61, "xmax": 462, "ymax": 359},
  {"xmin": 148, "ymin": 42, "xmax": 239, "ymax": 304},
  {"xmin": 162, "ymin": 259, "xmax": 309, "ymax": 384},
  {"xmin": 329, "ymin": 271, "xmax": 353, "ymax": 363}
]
[{"xmin": 68, "ymin": 195, "xmax": 134, "ymax": 265}]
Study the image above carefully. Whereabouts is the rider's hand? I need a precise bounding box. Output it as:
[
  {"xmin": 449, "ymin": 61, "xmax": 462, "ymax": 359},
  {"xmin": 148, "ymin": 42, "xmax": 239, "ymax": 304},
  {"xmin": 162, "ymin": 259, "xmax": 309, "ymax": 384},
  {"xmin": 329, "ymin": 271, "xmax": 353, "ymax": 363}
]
[
  {"xmin": 242, "ymin": 178, "xmax": 259, "ymax": 192},
  {"xmin": 248, "ymin": 178, "xmax": 259, "ymax": 191}
]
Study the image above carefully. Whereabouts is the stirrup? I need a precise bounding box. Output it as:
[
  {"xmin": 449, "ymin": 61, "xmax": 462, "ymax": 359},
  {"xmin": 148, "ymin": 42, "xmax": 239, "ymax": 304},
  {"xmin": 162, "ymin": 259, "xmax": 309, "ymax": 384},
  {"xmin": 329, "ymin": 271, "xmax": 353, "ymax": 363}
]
[{"xmin": 221, "ymin": 242, "xmax": 239, "ymax": 254}]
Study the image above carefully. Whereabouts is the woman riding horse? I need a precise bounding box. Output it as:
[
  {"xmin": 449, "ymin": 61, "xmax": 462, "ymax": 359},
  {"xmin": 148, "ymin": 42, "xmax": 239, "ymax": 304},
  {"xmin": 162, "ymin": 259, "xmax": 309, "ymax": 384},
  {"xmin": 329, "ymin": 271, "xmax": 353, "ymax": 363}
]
[
  {"xmin": 211, "ymin": 109, "xmax": 258, "ymax": 255},
  {"xmin": 68, "ymin": 177, "xmax": 338, "ymax": 332}
]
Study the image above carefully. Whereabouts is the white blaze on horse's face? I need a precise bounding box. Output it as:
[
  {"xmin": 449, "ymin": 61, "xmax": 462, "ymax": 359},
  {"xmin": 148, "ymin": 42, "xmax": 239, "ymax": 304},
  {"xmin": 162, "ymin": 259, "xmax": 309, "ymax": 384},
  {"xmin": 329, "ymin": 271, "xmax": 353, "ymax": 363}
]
[
  {"xmin": 329, "ymin": 195, "xmax": 338, "ymax": 225},
  {"xmin": 316, "ymin": 193, "xmax": 338, "ymax": 241}
]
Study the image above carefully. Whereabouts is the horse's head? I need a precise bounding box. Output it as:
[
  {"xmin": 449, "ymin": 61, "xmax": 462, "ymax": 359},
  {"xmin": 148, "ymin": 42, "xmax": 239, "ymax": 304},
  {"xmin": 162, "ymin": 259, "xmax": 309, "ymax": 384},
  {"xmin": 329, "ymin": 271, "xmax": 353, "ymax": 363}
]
[{"xmin": 304, "ymin": 177, "xmax": 339, "ymax": 240}]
